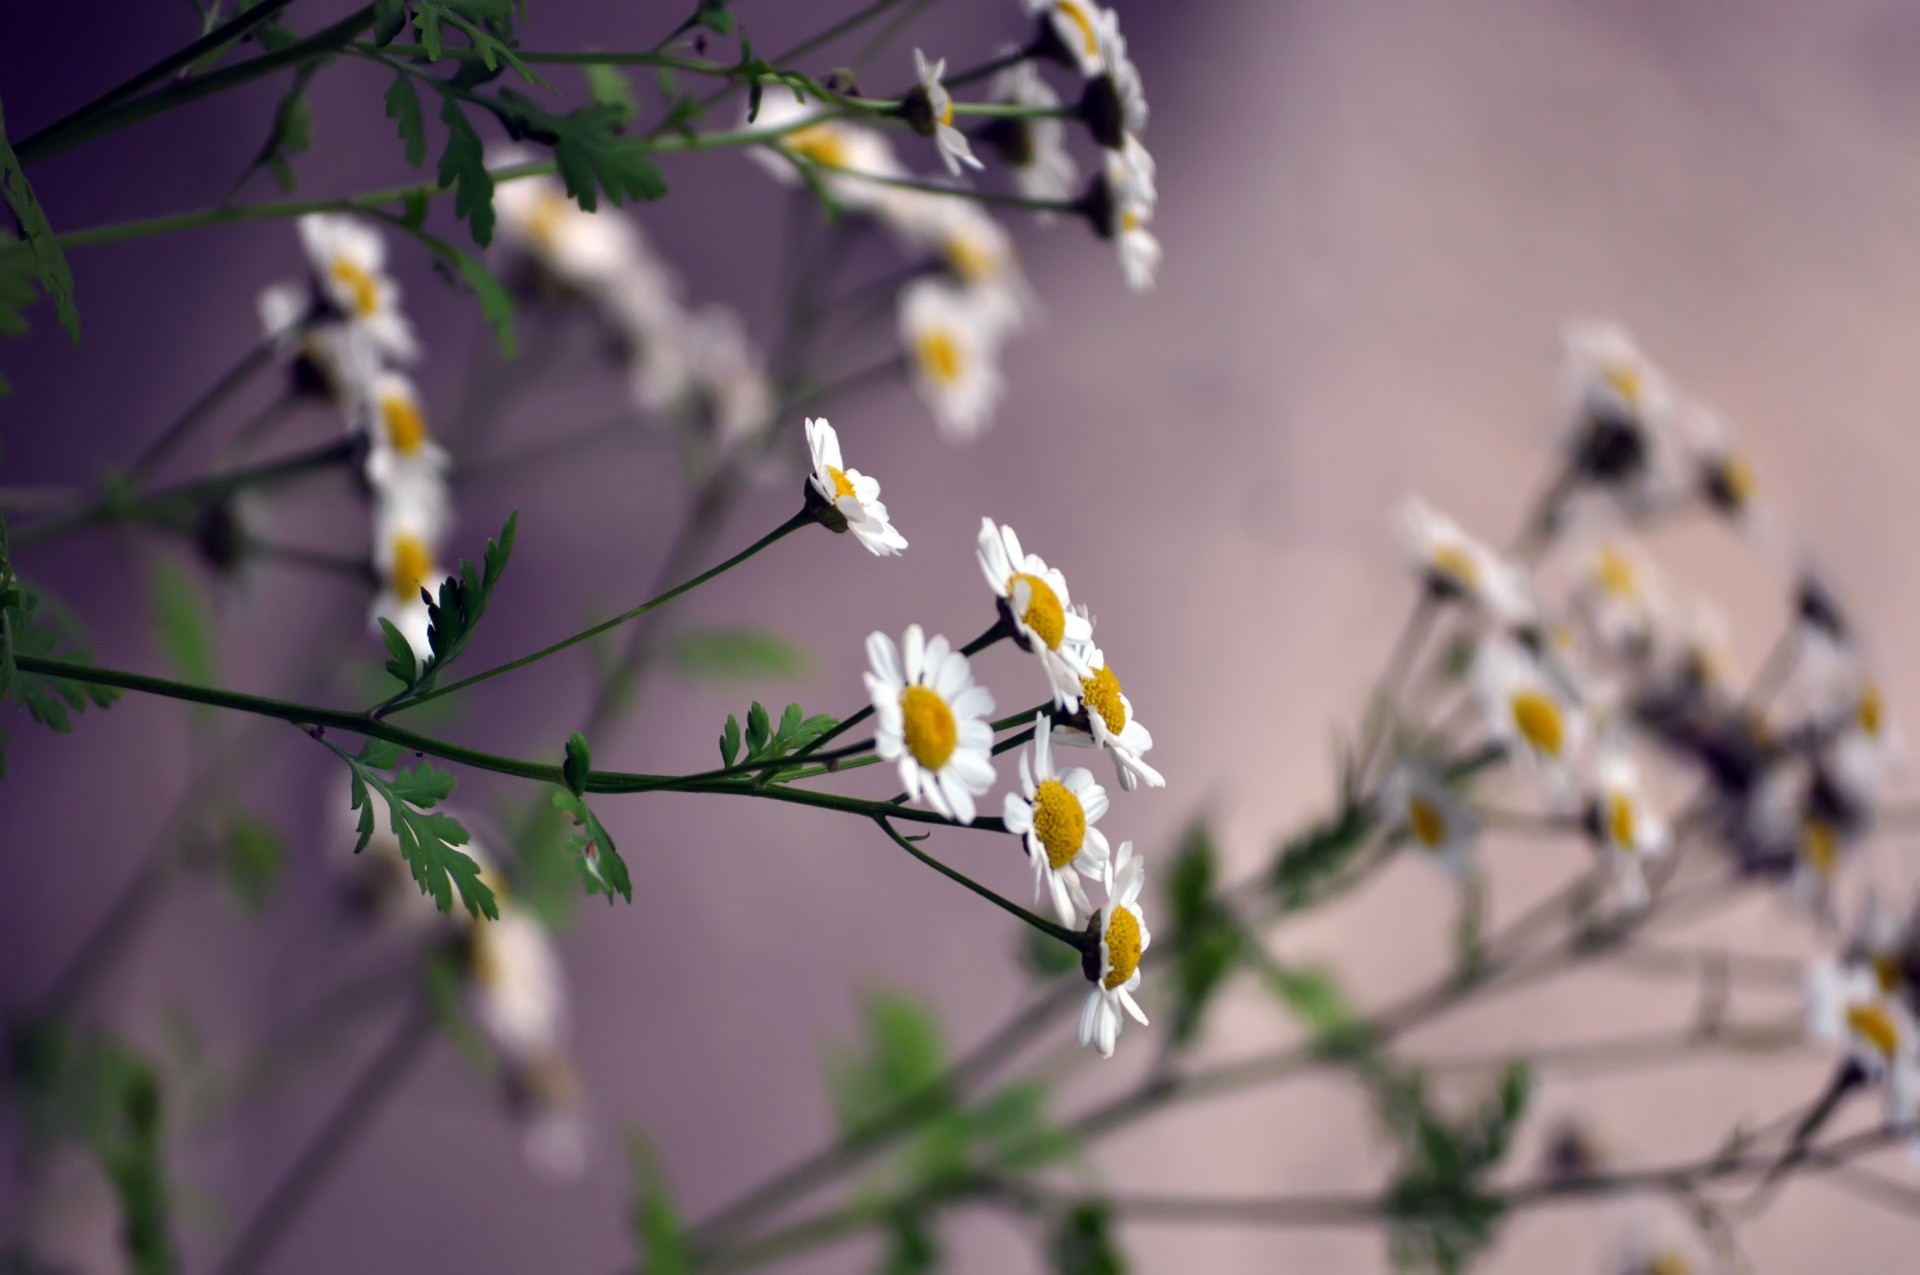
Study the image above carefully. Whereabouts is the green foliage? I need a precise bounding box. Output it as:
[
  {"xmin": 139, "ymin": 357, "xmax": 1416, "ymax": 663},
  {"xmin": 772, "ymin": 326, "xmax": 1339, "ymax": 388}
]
[
  {"xmin": 492, "ymin": 90, "xmax": 670, "ymax": 212},
  {"xmin": 1020, "ymin": 923, "xmax": 1082, "ymax": 980},
  {"xmin": 829, "ymin": 992, "xmax": 947, "ymax": 1135},
  {"xmin": 562, "ymin": 731, "xmax": 591, "ymax": 796},
  {"xmin": 1161, "ymin": 820, "xmax": 1240, "ymax": 1047},
  {"xmin": 437, "ymin": 90, "xmax": 497, "ymax": 245},
  {"xmin": 670, "ymin": 626, "xmax": 810, "ymax": 684},
  {"xmin": 147, "ymin": 559, "xmax": 215, "ymax": 689},
  {"xmin": 1049, "ymin": 1202, "xmax": 1125, "ymax": 1275},
  {"xmin": 382, "ymin": 510, "xmax": 518, "ymax": 699},
  {"xmin": 627, "ymin": 1133, "xmax": 691, "ymax": 1275},
  {"xmin": 384, "ymin": 73, "xmax": 428, "ymax": 167},
  {"xmin": 879, "ymin": 1209, "xmax": 938, "ymax": 1275},
  {"xmin": 1376, "ymin": 1061, "xmax": 1533, "ymax": 1274},
  {"xmin": 339, "ymin": 737, "xmax": 497, "ymax": 919},
  {"xmin": 0, "ymin": 93, "xmax": 78, "ymax": 345},
  {"xmin": 717, "ymin": 700, "xmax": 835, "ymax": 773},
  {"xmin": 0, "ymin": 237, "xmax": 36, "ymax": 393},
  {"xmin": 696, "ymin": 0, "xmax": 737, "ymax": 36},
  {"xmin": 217, "ymin": 812, "xmax": 285, "ymax": 911},
  {"xmin": 1, "ymin": 581, "xmax": 120, "ymax": 776},
  {"xmin": 235, "ymin": 61, "xmax": 321, "ymax": 194},
  {"xmin": 551, "ymin": 788, "xmax": 632, "ymax": 902},
  {"xmin": 1269, "ymin": 799, "xmax": 1374, "ymax": 913},
  {"xmin": 584, "ymin": 64, "xmax": 639, "ymax": 124}
]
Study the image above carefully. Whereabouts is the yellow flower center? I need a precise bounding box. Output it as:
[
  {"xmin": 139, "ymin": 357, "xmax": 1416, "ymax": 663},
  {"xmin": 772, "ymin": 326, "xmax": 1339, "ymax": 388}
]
[
  {"xmin": 826, "ymin": 465, "xmax": 857, "ymax": 500},
  {"xmin": 329, "ymin": 258, "xmax": 380, "ymax": 318},
  {"xmin": 914, "ymin": 328, "xmax": 963, "ymax": 386},
  {"xmin": 938, "ymin": 98, "xmax": 954, "ymax": 128},
  {"xmin": 1848, "ymin": 1001, "xmax": 1901, "ymax": 1059},
  {"xmin": 1874, "ymin": 952, "xmax": 1904, "ymax": 996},
  {"xmin": 1595, "ymin": 544, "xmax": 1637, "ymax": 599},
  {"xmin": 787, "ymin": 125, "xmax": 849, "ymax": 169},
  {"xmin": 1802, "ymin": 820, "xmax": 1839, "ymax": 878},
  {"xmin": 527, "ymin": 190, "xmax": 570, "ymax": 251},
  {"xmin": 945, "ymin": 235, "xmax": 999, "ymax": 283},
  {"xmin": 1602, "ymin": 360, "xmax": 1642, "ymax": 408},
  {"xmin": 1716, "ymin": 455, "xmax": 1757, "ymax": 509},
  {"xmin": 1645, "ymin": 1253, "xmax": 1692, "ymax": 1275},
  {"xmin": 469, "ymin": 926, "xmax": 501, "ymax": 988},
  {"xmin": 1102, "ymin": 905, "xmax": 1142, "ymax": 989},
  {"xmin": 381, "ymin": 392, "xmax": 429, "ymax": 456},
  {"xmin": 900, "ymin": 684, "xmax": 957, "ymax": 770},
  {"xmin": 1407, "ymin": 795, "xmax": 1447, "ymax": 849},
  {"xmin": 1606, "ymin": 791, "xmax": 1637, "ymax": 850},
  {"xmin": 1011, "ymin": 572, "xmax": 1067, "ymax": 650},
  {"xmin": 390, "ymin": 533, "xmax": 434, "ymax": 605},
  {"xmin": 1859, "ymin": 682, "xmax": 1884, "ymax": 738},
  {"xmin": 1510, "ymin": 690, "xmax": 1565, "ymax": 759},
  {"xmin": 1031, "ymin": 779, "xmax": 1087, "ymax": 871},
  {"xmin": 1081, "ymin": 663, "xmax": 1127, "ymax": 735},
  {"xmin": 1430, "ymin": 543, "xmax": 1480, "ymax": 589},
  {"xmin": 1059, "ymin": 0, "xmax": 1102, "ymax": 58}
]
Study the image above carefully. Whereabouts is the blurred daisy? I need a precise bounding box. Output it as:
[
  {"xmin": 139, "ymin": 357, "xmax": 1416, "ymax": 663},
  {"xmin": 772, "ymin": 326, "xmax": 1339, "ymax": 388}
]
[
  {"xmin": 1004, "ymin": 712, "xmax": 1111, "ymax": 925},
  {"xmin": 888, "ymin": 195, "xmax": 1032, "ymax": 337},
  {"xmin": 978, "ymin": 518, "xmax": 1095, "ymax": 707},
  {"xmin": 1560, "ymin": 321, "xmax": 1676, "ymax": 499},
  {"xmin": 985, "ymin": 56, "xmax": 1078, "ymax": 207},
  {"xmin": 258, "ymin": 282, "xmax": 378, "ymax": 416},
  {"xmin": 909, "ymin": 50, "xmax": 982, "ymax": 177},
  {"xmin": 1380, "ymin": 761, "xmax": 1475, "ymax": 877},
  {"xmin": 1400, "ymin": 499, "xmax": 1533, "ymax": 625},
  {"xmin": 748, "ymin": 93, "xmax": 906, "ymax": 215},
  {"xmin": 1790, "ymin": 814, "xmax": 1856, "ymax": 922},
  {"xmin": 1027, "ymin": 0, "xmax": 1109, "ymax": 76},
  {"xmin": 1571, "ymin": 539, "xmax": 1662, "ymax": 661},
  {"xmin": 899, "ymin": 278, "xmax": 1006, "ymax": 439},
  {"xmin": 1679, "ymin": 402, "xmax": 1761, "ymax": 524},
  {"xmin": 1806, "ymin": 958, "xmax": 1920, "ymax": 1130},
  {"xmin": 1055, "ymin": 634, "xmax": 1164, "ymax": 790},
  {"xmin": 468, "ymin": 907, "xmax": 568, "ymax": 1066},
  {"xmin": 865, "ymin": 625, "xmax": 997, "ymax": 824},
  {"xmin": 1079, "ymin": 840, "xmax": 1150, "ymax": 1059},
  {"xmin": 297, "ymin": 213, "xmax": 418, "ymax": 363},
  {"xmin": 1475, "ymin": 636, "xmax": 1585, "ymax": 785},
  {"xmin": 1088, "ymin": 137, "xmax": 1160, "ymax": 291},
  {"xmin": 508, "ymin": 1051, "xmax": 588, "ymax": 1180},
  {"xmin": 804, "ymin": 417, "xmax": 907, "ymax": 556},
  {"xmin": 363, "ymin": 370, "xmax": 450, "ymax": 494},
  {"xmin": 1084, "ymin": 13, "xmax": 1148, "ymax": 148},
  {"xmin": 490, "ymin": 149, "xmax": 643, "ymax": 296},
  {"xmin": 1586, "ymin": 748, "xmax": 1669, "ymax": 909},
  {"xmin": 370, "ymin": 485, "xmax": 449, "ymax": 661},
  {"xmin": 677, "ymin": 305, "xmax": 775, "ymax": 449}
]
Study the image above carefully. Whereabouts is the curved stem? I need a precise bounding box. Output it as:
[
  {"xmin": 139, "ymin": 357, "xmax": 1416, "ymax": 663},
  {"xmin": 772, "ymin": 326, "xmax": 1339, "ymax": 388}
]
[
  {"xmin": 873, "ymin": 817, "xmax": 1078, "ymax": 944},
  {"xmin": 380, "ymin": 509, "xmax": 816, "ymax": 716}
]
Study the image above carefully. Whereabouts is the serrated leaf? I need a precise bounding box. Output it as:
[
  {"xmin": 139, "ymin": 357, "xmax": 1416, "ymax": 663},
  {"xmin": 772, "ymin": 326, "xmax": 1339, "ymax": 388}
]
[
  {"xmin": 745, "ymin": 701, "xmax": 770, "ymax": 756},
  {"xmin": 668, "ymin": 626, "xmax": 810, "ymax": 684},
  {"xmin": 696, "ymin": 0, "xmax": 735, "ymax": 35},
  {"xmin": 378, "ymin": 511, "xmax": 516, "ymax": 708},
  {"xmin": 719, "ymin": 713, "xmax": 741, "ymax": 767},
  {"xmin": 562, "ymin": 731, "xmax": 591, "ymax": 797},
  {"xmin": 372, "ymin": 0, "xmax": 409, "ymax": 45},
  {"xmin": 551, "ymin": 788, "xmax": 631, "ymax": 902},
  {"xmin": 436, "ymin": 92, "xmax": 496, "ymax": 245},
  {"xmin": 337, "ymin": 742, "xmax": 496, "ymax": 919},
  {"xmin": 493, "ymin": 91, "xmax": 669, "ymax": 212},
  {"xmin": 6, "ymin": 587, "xmax": 119, "ymax": 736},
  {"xmin": 378, "ymin": 617, "xmax": 417, "ymax": 686},
  {"xmin": 0, "ymin": 94, "xmax": 78, "ymax": 343},
  {"xmin": 385, "ymin": 72, "xmax": 427, "ymax": 168}
]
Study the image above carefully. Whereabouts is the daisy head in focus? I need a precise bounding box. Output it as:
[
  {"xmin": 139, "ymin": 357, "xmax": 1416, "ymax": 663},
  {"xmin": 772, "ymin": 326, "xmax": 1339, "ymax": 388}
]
[
  {"xmin": 865, "ymin": 625, "xmax": 997, "ymax": 824},
  {"xmin": 1474, "ymin": 635, "xmax": 1586, "ymax": 791},
  {"xmin": 906, "ymin": 50, "xmax": 983, "ymax": 178},
  {"xmin": 1380, "ymin": 760, "xmax": 1476, "ymax": 877},
  {"xmin": 977, "ymin": 518, "xmax": 1094, "ymax": 707},
  {"xmin": 297, "ymin": 213, "xmax": 418, "ymax": 363},
  {"xmin": 1087, "ymin": 137, "xmax": 1160, "ymax": 292},
  {"xmin": 747, "ymin": 92, "xmax": 906, "ymax": 216},
  {"xmin": 362, "ymin": 370, "xmax": 450, "ymax": 493},
  {"xmin": 1028, "ymin": 0, "xmax": 1109, "ymax": 76},
  {"xmin": 1400, "ymin": 498, "xmax": 1534, "ymax": 627},
  {"xmin": 369, "ymin": 481, "xmax": 450, "ymax": 661},
  {"xmin": 1005, "ymin": 712, "xmax": 1111, "ymax": 926},
  {"xmin": 899, "ymin": 278, "xmax": 1007, "ymax": 439},
  {"xmin": 803, "ymin": 417, "xmax": 906, "ymax": 556},
  {"xmin": 1805, "ymin": 956, "xmax": 1920, "ymax": 1131},
  {"xmin": 1054, "ymin": 631, "xmax": 1164, "ymax": 790},
  {"xmin": 1583, "ymin": 747, "xmax": 1668, "ymax": 910},
  {"xmin": 1079, "ymin": 840, "xmax": 1150, "ymax": 1059},
  {"xmin": 983, "ymin": 55, "xmax": 1078, "ymax": 208}
]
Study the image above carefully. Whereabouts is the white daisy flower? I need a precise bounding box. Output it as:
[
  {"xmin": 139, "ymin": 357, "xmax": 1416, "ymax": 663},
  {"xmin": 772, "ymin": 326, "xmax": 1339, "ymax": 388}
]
[
  {"xmin": 1565, "ymin": 321, "xmax": 1675, "ymax": 441},
  {"xmin": 1053, "ymin": 634, "xmax": 1164, "ymax": 790},
  {"xmin": 1004, "ymin": 713, "xmax": 1111, "ymax": 925},
  {"xmin": 1026, "ymin": 0, "xmax": 1110, "ymax": 77},
  {"xmin": 258, "ymin": 282, "xmax": 378, "ymax": 416},
  {"xmin": 468, "ymin": 907, "xmax": 568, "ymax": 1067},
  {"xmin": 1806, "ymin": 958, "xmax": 1920, "ymax": 1138},
  {"xmin": 1678, "ymin": 401, "xmax": 1763, "ymax": 525},
  {"xmin": 747, "ymin": 92, "xmax": 907, "ymax": 215},
  {"xmin": 1089, "ymin": 137, "xmax": 1160, "ymax": 292},
  {"xmin": 370, "ymin": 484, "xmax": 450, "ymax": 661},
  {"xmin": 509, "ymin": 1050, "xmax": 589, "ymax": 1180},
  {"xmin": 986, "ymin": 56, "xmax": 1078, "ymax": 209},
  {"xmin": 865, "ymin": 625, "xmax": 997, "ymax": 824},
  {"xmin": 296, "ymin": 212, "xmax": 418, "ymax": 363},
  {"xmin": 490, "ymin": 148, "xmax": 643, "ymax": 295},
  {"xmin": 362, "ymin": 370, "xmax": 450, "ymax": 495},
  {"xmin": 899, "ymin": 278, "xmax": 1007, "ymax": 439},
  {"xmin": 676, "ymin": 305, "xmax": 776, "ymax": 449},
  {"xmin": 977, "ymin": 518, "xmax": 1095, "ymax": 708},
  {"xmin": 1586, "ymin": 748, "xmax": 1669, "ymax": 909},
  {"xmin": 804, "ymin": 417, "xmax": 907, "ymax": 556},
  {"xmin": 1474, "ymin": 636, "xmax": 1586, "ymax": 785},
  {"xmin": 1570, "ymin": 539, "xmax": 1663, "ymax": 661},
  {"xmin": 1399, "ymin": 499, "xmax": 1534, "ymax": 626},
  {"xmin": 911, "ymin": 49, "xmax": 983, "ymax": 177},
  {"xmin": 1380, "ymin": 761, "xmax": 1476, "ymax": 877},
  {"xmin": 1087, "ymin": 13, "xmax": 1149, "ymax": 146},
  {"xmin": 1079, "ymin": 840, "xmax": 1150, "ymax": 1059},
  {"xmin": 886, "ymin": 194, "xmax": 1032, "ymax": 338}
]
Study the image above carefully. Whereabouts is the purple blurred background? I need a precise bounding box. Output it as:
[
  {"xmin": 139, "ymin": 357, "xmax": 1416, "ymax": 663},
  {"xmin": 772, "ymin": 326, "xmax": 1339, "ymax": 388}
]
[{"xmin": 8, "ymin": 0, "xmax": 1920, "ymax": 1270}]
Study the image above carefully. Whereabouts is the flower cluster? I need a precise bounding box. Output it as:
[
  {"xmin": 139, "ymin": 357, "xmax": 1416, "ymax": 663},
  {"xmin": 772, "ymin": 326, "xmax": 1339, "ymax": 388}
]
[
  {"xmin": 743, "ymin": 0, "xmax": 1160, "ymax": 441},
  {"xmin": 863, "ymin": 514, "xmax": 1166, "ymax": 1057}
]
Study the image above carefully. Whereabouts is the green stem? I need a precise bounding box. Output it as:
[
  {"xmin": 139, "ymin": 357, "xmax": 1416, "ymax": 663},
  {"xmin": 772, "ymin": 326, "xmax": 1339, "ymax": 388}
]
[
  {"xmin": 14, "ymin": 0, "xmax": 306, "ymax": 162},
  {"xmin": 817, "ymin": 162, "xmax": 1082, "ymax": 214},
  {"xmin": 380, "ymin": 509, "xmax": 816, "ymax": 716},
  {"xmin": 128, "ymin": 342, "xmax": 276, "ymax": 481},
  {"xmin": 872, "ymin": 817, "xmax": 1079, "ymax": 944}
]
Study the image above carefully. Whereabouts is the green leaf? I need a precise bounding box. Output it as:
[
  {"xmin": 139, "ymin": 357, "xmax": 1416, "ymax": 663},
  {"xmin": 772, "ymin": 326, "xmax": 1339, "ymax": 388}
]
[
  {"xmin": 233, "ymin": 61, "xmax": 320, "ymax": 196},
  {"xmin": 494, "ymin": 90, "xmax": 669, "ymax": 211},
  {"xmin": 550, "ymin": 788, "xmax": 631, "ymax": 902},
  {"xmin": 147, "ymin": 560, "xmax": 215, "ymax": 688},
  {"xmin": 744, "ymin": 701, "xmax": 770, "ymax": 757},
  {"xmin": 1270, "ymin": 800, "xmax": 1374, "ymax": 912},
  {"xmin": 377, "ymin": 617, "xmax": 417, "ymax": 687},
  {"xmin": 436, "ymin": 92, "xmax": 496, "ymax": 245},
  {"xmin": 1019, "ymin": 923, "xmax": 1081, "ymax": 980},
  {"xmin": 385, "ymin": 72, "xmax": 427, "ymax": 168},
  {"xmin": 718, "ymin": 713, "xmax": 741, "ymax": 767},
  {"xmin": 628, "ymin": 1134, "xmax": 690, "ymax": 1275},
  {"xmin": 0, "ymin": 94, "xmax": 77, "ymax": 342},
  {"xmin": 219, "ymin": 813, "xmax": 285, "ymax": 911},
  {"xmin": 878, "ymin": 1209, "xmax": 938, "ymax": 1275},
  {"xmin": 377, "ymin": 510, "xmax": 516, "ymax": 704},
  {"xmin": 1049, "ymin": 1202, "xmax": 1124, "ymax": 1275},
  {"xmin": 450, "ymin": 247, "xmax": 516, "ymax": 354},
  {"xmin": 562, "ymin": 731, "xmax": 591, "ymax": 797},
  {"xmin": 669, "ymin": 626, "xmax": 810, "ymax": 684},
  {"xmin": 828, "ymin": 990, "xmax": 949, "ymax": 1135},
  {"xmin": 5, "ymin": 587, "xmax": 119, "ymax": 743},
  {"xmin": 584, "ymin": 64, "xmax": 638, "ymax": 124},
  {"xmin": 696, "ymin": 0, "xmax": 735, "ymax": 35},
  {"xmin": 372, "ymin": 0, "xmax": 409, "ymax": 45},
  {"xmin": 1262, "ymin": 963, "xmax": 1360, "ymax": 1042},
  {"xmin": 1161, "ymin": 820, "xmax": 1238, "ymax": 1047},
  {"xmin": 340, "ymin": 741, "xmax": 495, "ymax": 919}
]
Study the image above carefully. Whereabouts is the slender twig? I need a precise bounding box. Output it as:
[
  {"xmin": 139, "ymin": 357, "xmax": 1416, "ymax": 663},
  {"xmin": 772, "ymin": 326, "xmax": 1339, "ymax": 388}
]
[
  {"xmin": 127, "ymin": 342, "xmax": 275, "ymax": 481},
  {"xmin": 872, "ymin": 817, "xmax": 1079, "ymax": 945}
]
